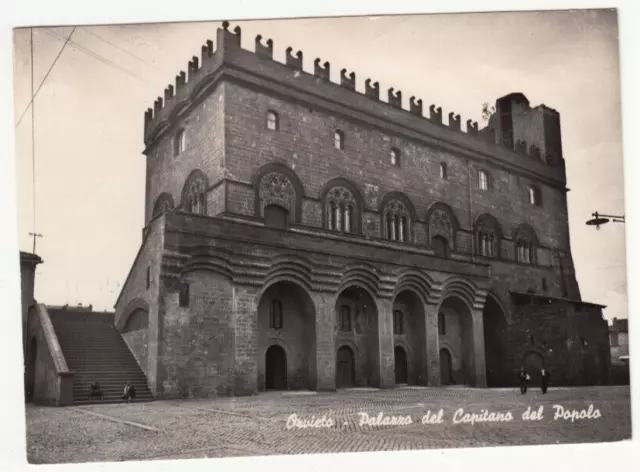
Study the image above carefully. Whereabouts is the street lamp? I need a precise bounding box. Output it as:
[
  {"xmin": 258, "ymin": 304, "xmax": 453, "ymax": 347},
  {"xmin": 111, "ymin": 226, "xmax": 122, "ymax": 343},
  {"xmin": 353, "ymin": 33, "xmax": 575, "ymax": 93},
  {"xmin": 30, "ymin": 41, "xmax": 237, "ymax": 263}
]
[{"xmin": 585, "ymin": 211, "xmax": 625, "ymax": 230}]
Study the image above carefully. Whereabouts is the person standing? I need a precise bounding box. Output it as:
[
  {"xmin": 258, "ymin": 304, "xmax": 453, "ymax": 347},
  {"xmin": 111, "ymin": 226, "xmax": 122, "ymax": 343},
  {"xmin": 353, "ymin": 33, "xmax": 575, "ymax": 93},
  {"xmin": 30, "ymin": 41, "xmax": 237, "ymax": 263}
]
[
  {"xmin": 541, "ymin": 368, "xmax": 551, "ymax": 394},
  {"xmin": 518, "ymin": 367, "xmax": 530, "ymax": 394}
]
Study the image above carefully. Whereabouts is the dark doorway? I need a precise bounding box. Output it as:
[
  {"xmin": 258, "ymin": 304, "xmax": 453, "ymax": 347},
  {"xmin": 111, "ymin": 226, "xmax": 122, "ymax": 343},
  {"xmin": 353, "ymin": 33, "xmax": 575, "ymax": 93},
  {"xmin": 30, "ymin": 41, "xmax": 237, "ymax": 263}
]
[
  {"xmin": 483, "ymin": 295, "xmax": 509, "ymax": 387},
  {"xmin": 440, "ymin": 348, "xmax": 453, "ymax": 385},
  {"xmin": 432, "ymin": 236, "xmax": 449, "ymax": 258},
  {"xmin": 25, "ymin": 336, "xmax": 37, "ymax": 402},
  {"xmin": 394, "ymin": 346, "xmax": 408, "ymax": 384},
  {"xmin": 264, "ymin": 204, "xmax": 288, "ymax": 229},
  {"xmin": 265, "ymin": 345, "xmax": 287, "ymax": 390},
  {"xmin": 336, "ymin": 346, "xmax": 355, "ymax": 388}
]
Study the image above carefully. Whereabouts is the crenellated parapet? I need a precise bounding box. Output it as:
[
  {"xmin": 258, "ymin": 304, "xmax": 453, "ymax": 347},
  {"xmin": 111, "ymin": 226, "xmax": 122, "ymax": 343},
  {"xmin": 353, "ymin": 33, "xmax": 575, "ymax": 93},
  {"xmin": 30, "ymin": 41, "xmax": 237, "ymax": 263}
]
[{"xmin": 143, "ymin": 21, "xmax": 563, "ymax": 169}]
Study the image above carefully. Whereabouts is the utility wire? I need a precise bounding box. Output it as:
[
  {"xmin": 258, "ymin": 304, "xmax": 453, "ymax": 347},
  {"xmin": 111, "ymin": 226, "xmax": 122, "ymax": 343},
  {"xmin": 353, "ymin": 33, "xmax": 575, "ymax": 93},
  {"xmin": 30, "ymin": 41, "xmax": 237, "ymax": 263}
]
[
  {"xmin": 44, "ymin": 28, "xmax": 151, "ymax": 84},
  {"xmin": 15, "ymin": 27, "xmax": 76, "ymax": 129},
  {"xmin": 30, "ymin": 28, "xmax": 36, "ymax": 236},
  {"xmin": 80, "ymin": 27, "xmax": 163, "ymax": 72}
]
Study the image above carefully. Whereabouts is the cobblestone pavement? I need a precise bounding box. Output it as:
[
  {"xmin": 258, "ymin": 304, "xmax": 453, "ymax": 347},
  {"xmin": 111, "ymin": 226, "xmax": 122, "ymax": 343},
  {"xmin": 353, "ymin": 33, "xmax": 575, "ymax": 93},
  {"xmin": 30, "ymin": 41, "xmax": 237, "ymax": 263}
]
[{"xmin": 26, "ymin": 385, "xmax": 631, "ymax": 464}]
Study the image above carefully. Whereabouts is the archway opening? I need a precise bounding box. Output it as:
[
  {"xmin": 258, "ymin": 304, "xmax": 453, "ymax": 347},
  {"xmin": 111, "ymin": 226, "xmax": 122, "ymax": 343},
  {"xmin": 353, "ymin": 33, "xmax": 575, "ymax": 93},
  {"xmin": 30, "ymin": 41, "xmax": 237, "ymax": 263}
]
[
  {"xmin": 258, "ymin": 281, "xmax": 316, "ymax": 391},
  {"xmin": 25, "ymin": 336, "xmax": 37, "ymax": 402},
  {"xmin": 438, "ymin": 296, "xmax": 476, "ymax": 386},
  {"xmin": 335, "ymin": 286, "xmax": 379, "ymax": 387},
  {"xmin": 439, "ymin": 348, "xmax": 453, "ymax": 385},
  {"xmin": 483, "ymin": 295, "xmax": 509, "ymax": 387},
  {"xmin": 392, "ymin": 290, "xmax": 426, "ymax": 385},
  {"xmin": 394, "ymin": 346, "xmax": 408, "ymax": 384},
  {"xmin": 265, "ymin": 345, "xmax": 287, "ymax": 390},
  {"xmin": 336, "ymin": 345, "xmax": 356, "ymax": 388}
]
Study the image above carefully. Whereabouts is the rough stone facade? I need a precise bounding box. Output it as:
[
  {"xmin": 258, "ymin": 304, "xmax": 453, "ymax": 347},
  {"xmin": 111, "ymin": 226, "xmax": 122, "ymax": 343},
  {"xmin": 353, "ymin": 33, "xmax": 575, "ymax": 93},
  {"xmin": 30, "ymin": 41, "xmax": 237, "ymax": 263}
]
[{"xmin": 114, "ymin": 22, "xmax": 611, "ymax": 398}]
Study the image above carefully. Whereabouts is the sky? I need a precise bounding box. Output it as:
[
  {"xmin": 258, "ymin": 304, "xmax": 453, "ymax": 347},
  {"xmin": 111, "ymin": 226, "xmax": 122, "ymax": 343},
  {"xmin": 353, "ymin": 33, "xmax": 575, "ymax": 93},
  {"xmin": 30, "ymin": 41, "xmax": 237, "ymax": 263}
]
[{"xmin": 12, "ymin": 10, "xmax": 627, "ymax": 320}]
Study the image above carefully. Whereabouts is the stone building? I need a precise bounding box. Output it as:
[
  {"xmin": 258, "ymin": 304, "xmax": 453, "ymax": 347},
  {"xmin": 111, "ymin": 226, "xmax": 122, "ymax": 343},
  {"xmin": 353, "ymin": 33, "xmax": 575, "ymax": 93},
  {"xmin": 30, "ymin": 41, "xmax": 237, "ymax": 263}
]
[
  {"xmin": 115, "ymin": 22, "xmax": 611, "ymax": 398},
  {"xmin": 609, "ymin": 318, "xmax": 629, "ymax": 365}
]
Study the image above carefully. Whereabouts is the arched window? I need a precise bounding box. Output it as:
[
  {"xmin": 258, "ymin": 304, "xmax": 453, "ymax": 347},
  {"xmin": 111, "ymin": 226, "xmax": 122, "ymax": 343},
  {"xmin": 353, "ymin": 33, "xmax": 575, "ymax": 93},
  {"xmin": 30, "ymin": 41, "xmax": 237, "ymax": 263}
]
[
  {"xmin": 187, "ymin": 177, "xmax": 206, "ymax": 215},
  {"xmin": 269, "ymin": 299, "xmax": 283, "ymax": 329},
  {"xmin": 326, "ymin": 186, "xmax": 357, "ymax": 234},
  {"xmin": 432, "ymin": 235, "xmax": 449, "ymax": 258},
  {"xmin": 152, "ymin": 193, "xmax": 174, "ymax": 217},
  {"xmin": 440, "ymin": 162, "xmax": 448, "ymax": 180},
  {"xmin": 266, "ymin": 110, "xmax": 279, "ymax": 131},
  {"xmin": 514, "ymin": 223, "xmax": 538, "ymax": 265},
  {"xmin": 527, "ymin": 185, "xmax": 542, "ymax": 206},
  {"xmin": 264, "ymin": 204, "xmax": 288, "ymax": 229},
  {"xmin": 383, "ymin": 199, "xmax": 410, "ymax": 242},
  {"xmin": 516, "ymin": 241, "xmax": 533, "ymax": 264},
  {"xmin": 340, "ymin": 305, "xmax": 352, "ymax": 332},
  {"xmin": 393, "ymin": 310, "xmax": 404, "ymax": 335},
  {"xmin": 334, "ymin": 130, "xmax": 345, "ymax": 150},
  {"xmin": 438, "ymin": 312, "xmax": 446, "ymax": 335},
  {"xmin": 474, "ymin": 214, "xmax": 502, "ymax": 259},
  {"xmin": 390, "ymin": 148, "xmax": 401, "ymax": 167},
  {"xmin": 174, "ymin": 129, "xmax": 187, "ymax": 156},
  {"xmin": 478, "ymin": 170, "xmax": 491, "ymax": 191}
]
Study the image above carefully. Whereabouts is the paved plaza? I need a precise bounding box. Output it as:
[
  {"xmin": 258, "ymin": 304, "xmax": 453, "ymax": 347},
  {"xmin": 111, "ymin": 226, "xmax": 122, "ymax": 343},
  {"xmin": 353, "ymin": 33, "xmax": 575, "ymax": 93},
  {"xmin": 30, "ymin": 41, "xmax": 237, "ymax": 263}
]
[{"xmin": 26, "ymin": 385, "xmax": 631, "ymax": 464}]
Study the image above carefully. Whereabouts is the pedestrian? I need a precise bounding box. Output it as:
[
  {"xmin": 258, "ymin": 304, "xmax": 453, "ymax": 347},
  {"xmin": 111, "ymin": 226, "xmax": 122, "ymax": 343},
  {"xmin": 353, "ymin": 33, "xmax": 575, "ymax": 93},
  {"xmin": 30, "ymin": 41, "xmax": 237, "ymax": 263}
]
[
  {"xmin": 541, "ymin": 368, "xmax": 550, "ymax": 394},
  {"xmin": 88, "ymin": 381, "xmax": 104, "ymax": 400},
  {"xmin": 121, "ymin": 382, "xmax": 137, "ymax": 402},
  {"xmin": 518, "ymin": 367, "xmax": 530, "ymax": 394}
]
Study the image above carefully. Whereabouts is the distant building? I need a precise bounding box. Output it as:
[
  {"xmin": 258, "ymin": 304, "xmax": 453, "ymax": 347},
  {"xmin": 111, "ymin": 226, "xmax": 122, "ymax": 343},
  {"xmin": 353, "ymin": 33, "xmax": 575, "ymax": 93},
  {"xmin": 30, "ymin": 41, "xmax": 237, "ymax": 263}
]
[{"xmin": 609, "ymin": 318, "xmax": 629, "ymax": 365}]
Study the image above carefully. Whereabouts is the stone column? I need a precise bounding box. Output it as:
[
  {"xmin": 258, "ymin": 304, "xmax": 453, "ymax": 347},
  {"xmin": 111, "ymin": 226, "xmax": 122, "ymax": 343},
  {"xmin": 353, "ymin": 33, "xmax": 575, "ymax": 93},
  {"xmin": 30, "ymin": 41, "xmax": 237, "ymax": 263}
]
[
  {"xmin": 470, "ymin": 308, "xmax": 487, "ymax": 388},
  {"xmin": 376, "ymin": 297, "xmax": 395, "ymax": 388},
  {"xmin": 311, "ymin": 292, "xmax": 337, "ymax": 391},
  {"xmin": 424, "ymin": 302, "xmax": 441, "ymax": 386},
  {"xmin": 232, "ymin": 285, "xmax": 259, "ymax": 395}
]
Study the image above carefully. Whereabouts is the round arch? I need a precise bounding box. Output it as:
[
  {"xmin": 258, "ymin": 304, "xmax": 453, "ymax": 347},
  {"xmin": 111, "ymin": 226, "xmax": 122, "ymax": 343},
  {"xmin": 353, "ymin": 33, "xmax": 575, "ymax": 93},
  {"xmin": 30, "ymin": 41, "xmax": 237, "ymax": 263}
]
[
  {"xmin": 438, "ymin": 295, "xmax": 477, "ymax": 386},
  {"xmin": 252, "ymin": 162, "xmax": 305, "ymax": 224},
  {"xmin": 425, "ymin": 201, "xmax": 460, "ymax": 252},
  {"xmin": 320, "ymin": 177, "xmax": 365, "ymax": 234},
  {"xmin": 151, "ymin": 192, "xmax": 175, "ymax": 218},
  {"xmin": 180, "ymin": 169, "xmax": 208, "ymax": 213},
  {"xmin": 483, "ymin": 293, "xmax": 510, "ymax": 387},
  {"xmin": 257, "ymin": 280, "xmax": 316, "ymax": 391}
]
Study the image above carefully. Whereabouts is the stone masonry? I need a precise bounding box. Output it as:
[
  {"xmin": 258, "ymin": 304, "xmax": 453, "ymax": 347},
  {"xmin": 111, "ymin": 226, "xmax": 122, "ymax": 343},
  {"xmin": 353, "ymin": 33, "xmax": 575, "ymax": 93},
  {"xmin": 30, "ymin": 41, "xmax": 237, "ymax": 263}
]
[{"xmin": 114, "ymin": 22, "xmax": 611, "ymax": 399}]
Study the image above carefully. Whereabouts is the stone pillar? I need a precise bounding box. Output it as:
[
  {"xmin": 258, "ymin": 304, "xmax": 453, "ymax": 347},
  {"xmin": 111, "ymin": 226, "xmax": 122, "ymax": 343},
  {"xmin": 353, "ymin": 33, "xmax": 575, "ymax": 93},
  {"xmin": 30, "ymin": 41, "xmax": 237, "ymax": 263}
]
[
  {"xmin": 20, "ymin": 252, "xmax": 42, "ymax": 358},
  {"xmin": 376, "ymin": 297, "xmax": 395, "ymax": 388},
  {"xmin": 424, "ymin": 303, "xmax": 441, "ymax": 386},
  {"xmin": 232, "ymin": 285, "xmax": 259, "ymax": 395},
  {"xmin": 470, "ymin": 308, "xmax": 487, "ymax": 388},
  {"xmin": 311, "ymin": 292, "xmax": 336, "ymax": 391}
]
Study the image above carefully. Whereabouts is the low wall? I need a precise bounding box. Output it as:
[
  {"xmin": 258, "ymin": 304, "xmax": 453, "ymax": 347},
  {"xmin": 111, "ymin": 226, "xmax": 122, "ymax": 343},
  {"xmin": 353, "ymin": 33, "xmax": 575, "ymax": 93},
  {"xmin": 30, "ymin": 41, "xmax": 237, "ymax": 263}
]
[{"xmin": 25, "ymin": 304, "xmax": 74, "ymax": 406}]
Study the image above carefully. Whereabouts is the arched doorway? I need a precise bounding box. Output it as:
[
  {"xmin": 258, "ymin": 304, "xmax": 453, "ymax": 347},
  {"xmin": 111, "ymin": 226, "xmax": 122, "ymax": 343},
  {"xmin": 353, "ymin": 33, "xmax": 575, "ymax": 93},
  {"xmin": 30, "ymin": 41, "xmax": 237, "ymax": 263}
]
[
  {"xmin": 432, "ymin": 236, "xmax": 450, "ymax": 258},
  {"xmin": 438, "ymin": 296, "xmax": 476, "ymax": 386},
  {"xmin": 440, "ymin": 348, "xmax": 453, "ymax": 385},
  {"xmin": 335, "ymin": 285, "xmax": 379, "ymax": 387},
  {"xmin": 394, "ymin": 346, "xmax": 408, "ymax": 384},
  {"xmin": 258, "ymin": 281, "xmax": 316, "ymax": 391},
  {"xmin": 523, "ymin": 351, "xmax": 544, "ymax": 386},
  {"xmin": 392, "ymin": 290, "xmax": 427, "ymax": 385},
  {"xmin": 483, "ymin": 295, "xmax": 509, "ymax": 387},
  {"xmin": 25, "ymin": 336, "xmax": 37, "ymax": 402},
  {"xmin": 336, "ymin": 346, "xmax": 355, "ymax": 388},
  {"xmin": 265, "ymin": 345, "xmax": 287, "ymax": 390}
]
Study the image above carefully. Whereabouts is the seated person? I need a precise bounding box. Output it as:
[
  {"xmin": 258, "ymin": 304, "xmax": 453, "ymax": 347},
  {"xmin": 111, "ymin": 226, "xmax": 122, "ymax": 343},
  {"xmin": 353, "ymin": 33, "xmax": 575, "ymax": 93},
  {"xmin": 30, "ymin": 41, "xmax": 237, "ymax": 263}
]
[
  {"xmin": 88, "ymin": 381, "xmax": 104, "ymax": 400},
  {"xmin": 121, "ymin": 382, "xmax": 137, "ymax": 402}
]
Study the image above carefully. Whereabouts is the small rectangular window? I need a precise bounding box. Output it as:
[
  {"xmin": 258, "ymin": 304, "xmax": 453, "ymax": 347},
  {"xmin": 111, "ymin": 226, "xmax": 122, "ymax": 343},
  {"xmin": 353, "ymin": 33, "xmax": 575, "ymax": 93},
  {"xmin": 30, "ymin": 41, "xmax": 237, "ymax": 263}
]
[
  {"xmin": 334, "ymin": 130, "xmax": 344, "ymax": 150},
  {"xmin": 340, "ymin": 305, "xmax": 352, "ymax": 332},
  {"xmin": 146, "ymin": 267, "xmax": 150, "ymax": 289},
  {"xmin": 179, "ymin": 283, "xmax": 190, "ymax": 307},
  {"xmin": 266, "ymin": 111, "xmax": 279, "ymax": 131},
  {"xmin": 438, "ymin": 312, "xmax": 446, "ymax": 335},
  {"xmin": 269, "ymin": 299, "xmax": 283, "ymax": 329},
  {"xmin": 479, "ymin": 170, "xmax": 489, "ymax": 191},
  {"xmin": 393, "ymin": 310, "xmax": 403, "ymax": 335}
]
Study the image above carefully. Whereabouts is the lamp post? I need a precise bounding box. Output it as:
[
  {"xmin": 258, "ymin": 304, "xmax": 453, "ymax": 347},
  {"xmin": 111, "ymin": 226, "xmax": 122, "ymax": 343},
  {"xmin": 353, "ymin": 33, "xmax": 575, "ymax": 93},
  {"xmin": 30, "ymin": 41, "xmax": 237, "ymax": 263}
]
[{"xmin": 585, "ymin": 211, "xmax": 625, "ymax": 230}]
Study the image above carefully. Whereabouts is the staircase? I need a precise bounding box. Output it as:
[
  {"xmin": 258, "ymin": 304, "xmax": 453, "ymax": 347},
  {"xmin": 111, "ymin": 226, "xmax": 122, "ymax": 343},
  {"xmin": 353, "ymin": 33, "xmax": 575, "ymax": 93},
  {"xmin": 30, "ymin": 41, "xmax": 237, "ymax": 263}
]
[{"xmin": 48, "ymin": 308, "xmax": 153, "ymax": 405}]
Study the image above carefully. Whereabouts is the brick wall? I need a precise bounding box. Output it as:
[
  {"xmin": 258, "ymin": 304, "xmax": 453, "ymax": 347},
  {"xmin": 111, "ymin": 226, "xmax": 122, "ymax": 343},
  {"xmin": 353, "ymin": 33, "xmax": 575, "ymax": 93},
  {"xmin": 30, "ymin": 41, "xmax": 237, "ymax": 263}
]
[
  {"xmin": 144, "ymin": 85, "xmax": 226, "ymax": 223},
  {"xmin": 156, "ymin": 270, "xmax": 235, "ymax": 398},
  {"xmin": 222, "ymin": 82, "xmax": 573, "ymax": 258}
]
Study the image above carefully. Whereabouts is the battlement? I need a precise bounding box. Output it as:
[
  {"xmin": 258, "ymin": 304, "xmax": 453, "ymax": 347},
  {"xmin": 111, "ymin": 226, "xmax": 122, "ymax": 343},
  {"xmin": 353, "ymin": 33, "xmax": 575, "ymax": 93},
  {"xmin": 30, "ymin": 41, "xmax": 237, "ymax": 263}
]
[{"xmin": 143, "ymin": 21, "xmax": 563, "ymax": 167}]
